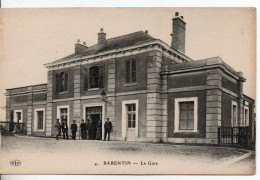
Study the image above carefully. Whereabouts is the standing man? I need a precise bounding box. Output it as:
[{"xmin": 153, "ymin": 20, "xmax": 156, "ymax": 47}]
[
  {"xmin": 104, "ymin": 118, "xmax": 112, "ymax": 141},
  {"xmin": 54, "ymin": 119, "xmax": 61, "ymax": 140},
  {"xmin": 61, "ymin": 119, "xmax": 69, "ymax": 140},
  {"xmin": 89, "ymin": 119, "xmax": 94, "ymax": 140},
  {"xmin": 86, "ymin": 119, "xmax": 90, "ymax": 140},
  {"xmin": 71, "ymin": 120, "xmax": 77, "ymax": 140},
  {"xmin": 80, "ymin": 119, "xmax": 87, "ymax": 140},
  {"xmin": 96, "ymin": 120, "xmax": 102, "ymax": 140}
]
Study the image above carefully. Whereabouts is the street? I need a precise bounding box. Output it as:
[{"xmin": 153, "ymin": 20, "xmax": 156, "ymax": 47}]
[{"xmin": 0, "ymin": 135, "xmax": 255, "ymax": 174}]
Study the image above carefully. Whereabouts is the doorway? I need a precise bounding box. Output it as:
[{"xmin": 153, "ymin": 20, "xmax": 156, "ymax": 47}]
[
  {"xmin": 85, "ymin": 106, "xmax": 102, "ymax": 140},
  {"xmin": 126, "ymin": 104, "xmax": 136, "ymax": 141},
  {"xmin": 122, "ymin": 100, "xmax": 139, "ymax": 141}
]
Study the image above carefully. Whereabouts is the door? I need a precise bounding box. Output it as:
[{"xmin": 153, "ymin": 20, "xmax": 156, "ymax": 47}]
[
  {"xmin": 60, "ymin": 108, "xmax": 68, "ymax": 123},
  {"xmin": 85, "ymin": 106, "xmax": 102, "ymax": 140},
  {"xmin": 126, "ymin": 104, "xmax": 136, "ymax": 141},
  {"xmin": 90, "ymin": 114, "xmax": 101, "ymax": 140}
]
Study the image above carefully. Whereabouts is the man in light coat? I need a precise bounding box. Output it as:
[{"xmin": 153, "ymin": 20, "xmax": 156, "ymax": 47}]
[{"xmin": 54, "ymin": 119, "xmax": 61, "ymax": 140}]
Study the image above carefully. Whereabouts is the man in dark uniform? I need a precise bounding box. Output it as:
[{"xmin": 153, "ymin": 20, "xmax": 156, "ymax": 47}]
[
  {"xmin": 71, "ymin": 120, "xmax": 77, "ymax": 140},
  {"xmin": 80, "ymin": 119, "xmax": 87, "ymax": 140},
  {"xmin": 61, "ymin": 119, "xmax": 69, "ymax": 140},
  {"xmin": 89, "ymin": 119, "xmax": 94, "ymax": 140},
  {"xmin": 104, "ymin": 118, "xmax": 112, "ymax": 141}
]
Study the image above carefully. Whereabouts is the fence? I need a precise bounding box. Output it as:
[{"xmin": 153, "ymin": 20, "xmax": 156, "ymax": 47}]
[
  {"xmin": 0, "ymin": 121, "xmax": 25, "ymax": 134},
  {"xmin": 218, "ymin": 126, "xmax": 253, "ymax": 148}
]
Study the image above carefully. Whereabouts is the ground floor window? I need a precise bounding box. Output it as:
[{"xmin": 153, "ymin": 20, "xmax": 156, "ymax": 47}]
[
  {"xmin": 231, "ymin": 101, "xmax": 238, "ymax": 127},
  {"xmin": 174, "ymin": 97, "xmax": 198, "ymax": 133},
  {"xmin": 14, "ymin": 110, "xmax": 23, "ymax": 123},
  {"xmin": 179, "ymin": 101, "xmax": 194, "ymax": 130},
  {"xmin": 244, "ymin": 106, "xmax": 249, "ymax": 126},
  {"xmin": 57, "ymin": 105, "xmax": 70, "ymax": 126},
  {"xmin": 126, "ymin": 104, "xmax": 136, "ymax": 128},
  {"xmin": 34, "ymin": 108, "xmax": 45, "ymax": 132},
  {"xmin": 60, "ymin": 108, "xmax": 68, "ymax": 122}
]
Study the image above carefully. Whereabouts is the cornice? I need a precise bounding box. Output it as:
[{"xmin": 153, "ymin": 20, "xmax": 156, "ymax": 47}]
[
  {"xmin": 44, "ymin": 40, "xmax": 193, "ymax": 70},
  {"xmin": 162, "ymin": 64, "xmax": 240, "ymax": 80}
]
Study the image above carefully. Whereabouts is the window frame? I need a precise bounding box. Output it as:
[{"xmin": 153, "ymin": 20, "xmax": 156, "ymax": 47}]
[
  {"xmin": 125, "ymin": 59, "xmax": 137, "ymax": 84},
  {"xmin": 34, "ymin": 108, "xmax": 45, "ymax": 132},
  {"xmin": 57, "ymin": 105, "xmax": 70, "ymax": 126},
  {"xmin": 89, "ymin": 65, "xmax": 100, "ymax": 89},
  {"xmin": 14, "ymin": 110, "xmax": 23, "ymax": 123},
  {"xmin": 126, "ymin": 104, "xmax": 136, "ymax": 129},
  {"xmin": 174, "ymin": 97, "xmax": 198, "ymax": 133},
  {"xmin": 56, "ymin": 71, "xmax": 69, "ymax": 94},
  {"xmin": 231, "ymin": 101, "xmax": 238, "ymax": 127},
  {"xmin": 84, "ymin": 64, "xmax": 105, "ymax": 90},
  {"xmin": 244, "ymin": 105, "xmax": 249, "ymax": 127}
]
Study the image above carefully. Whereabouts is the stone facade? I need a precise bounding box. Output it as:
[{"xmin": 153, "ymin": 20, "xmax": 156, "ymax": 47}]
[
  {"xmin": 46, "ymin": 71, "xmax": 53, "ymax": 136},
  {"xmin": 205, "ymin": 69, "xmax": 222, "ymax": 143},
  {"xmin": 146, "ymin": 49, "xmax": 163, "ymax": 142},
  {"xmin": 106, "ymin": 59, "xmax": 116, "ymax": 140}
]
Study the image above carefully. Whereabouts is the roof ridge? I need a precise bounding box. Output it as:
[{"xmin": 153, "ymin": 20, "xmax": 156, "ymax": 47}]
[
  {"xmin": 106, "ymin": 30, "xmax": 148, "ymax": 41},
  {"xmin": 78, "ymin": 30, "xmax": 154, "ymax": 54},
  {"xmin": 47, "ymin": 30, "xmax": 156, "ymax": 65}
]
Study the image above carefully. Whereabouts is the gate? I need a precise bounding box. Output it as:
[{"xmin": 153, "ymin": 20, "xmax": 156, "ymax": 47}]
[{"xmin": 218, "ymin": 126, "xmax": 253, "ymax": 148}]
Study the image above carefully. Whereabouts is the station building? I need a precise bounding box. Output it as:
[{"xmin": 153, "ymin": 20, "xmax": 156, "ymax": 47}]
[{"xmin": 5, "ymin": 12, "xmax": 255, "ymax": 144}]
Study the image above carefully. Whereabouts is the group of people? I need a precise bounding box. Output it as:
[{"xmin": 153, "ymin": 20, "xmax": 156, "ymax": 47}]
[
  {"xmin": 80, "ymin": 119, "xmax": 102, "ymax": 140},
  {"xmin": 54, "ymin": 118, "xmax": 112, "ymax": 141}
]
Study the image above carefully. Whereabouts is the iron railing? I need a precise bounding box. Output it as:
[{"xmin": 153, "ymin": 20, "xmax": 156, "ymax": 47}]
[{"xmin": 218, "ymin": 126, "xmax": 253, "ymax": 147}]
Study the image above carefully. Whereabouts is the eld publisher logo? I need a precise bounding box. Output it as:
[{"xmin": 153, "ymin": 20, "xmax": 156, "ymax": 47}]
[{"xmin": 10, "ymin": 160, "xmax": 21, "ymax": 166}]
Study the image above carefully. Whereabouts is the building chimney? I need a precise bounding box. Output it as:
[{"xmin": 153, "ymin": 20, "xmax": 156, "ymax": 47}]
[
  {"xmin": 171, "ymin": 12, "xmax": 186, "ymax": 54},
  {"xmin": 75, "ymin": 39, "xmax": 88, "ymax": 53},
  {"xmin": 98, "ymin": 28, "xmax": 106, "ymax": 45}
]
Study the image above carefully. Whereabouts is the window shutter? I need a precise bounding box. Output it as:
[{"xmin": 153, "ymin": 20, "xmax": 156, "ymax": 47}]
[
  {"xmin": 65, "ymin": 72, "xmax": 69, "ymax": 91},
  {"xmin": 99, "ymin": 64, "xmax": 105, "ymax": 88},
  {"xmin": 84, "ymin": 68, "xmax": 89, "ymax": 90},
  {"xmin": 126, "ymin": 60, "xmax": 130, "ymax": 83},
  {"xmin": 37, "ymin": 111, "xmax": 44, "ymax": 130},
  {"xmin": 89, "ymin": 66, "xmax": 99, "ymax": 88},
  {"xmin": 56, "ymin": 73, "xmax": 60, "ymax": 93},
  {"xmin": 131, "ymin": 60, "xmax": 136, "ymax": 83},
  {"xmin": 10, "ymin": 110, "xmax": 14, "ymax": 122}
]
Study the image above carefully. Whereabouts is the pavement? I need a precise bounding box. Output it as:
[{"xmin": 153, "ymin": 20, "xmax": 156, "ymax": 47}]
[{"xmin": 0, "ymin": 135, "xmax": 255, "ymax": 174}]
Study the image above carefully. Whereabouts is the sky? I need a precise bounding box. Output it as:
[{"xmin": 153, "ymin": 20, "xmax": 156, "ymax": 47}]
[{"xmin": 0, "ymin": 8, "xmax": 256, "ymax": 121}]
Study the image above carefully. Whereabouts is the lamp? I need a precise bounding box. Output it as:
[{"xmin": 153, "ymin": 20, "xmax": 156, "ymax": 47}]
[{"xmin": 100, "ymin": 89, "xmax": 111, "ymax": 104}]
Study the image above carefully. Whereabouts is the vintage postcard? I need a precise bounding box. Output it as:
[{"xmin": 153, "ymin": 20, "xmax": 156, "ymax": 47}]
[{"xmin": 0, "ymin": 7, "xmax": 256, "ymax": 174}]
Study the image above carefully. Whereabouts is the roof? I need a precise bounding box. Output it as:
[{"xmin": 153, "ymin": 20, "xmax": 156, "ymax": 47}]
[
  {"xmin": 50, "ymin": 31, "xmax": 156, "ymax": 65},
  {"xmin": 164, "ymin": 57, "xmax": 241, "ymax": 78},
  {"xmin": 6, "ymin": 83, "xmax": 47, "ymax": 95},
  {"xmin": 243, "ymin": 94, "xmax": 255, "ymax": 103}
]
